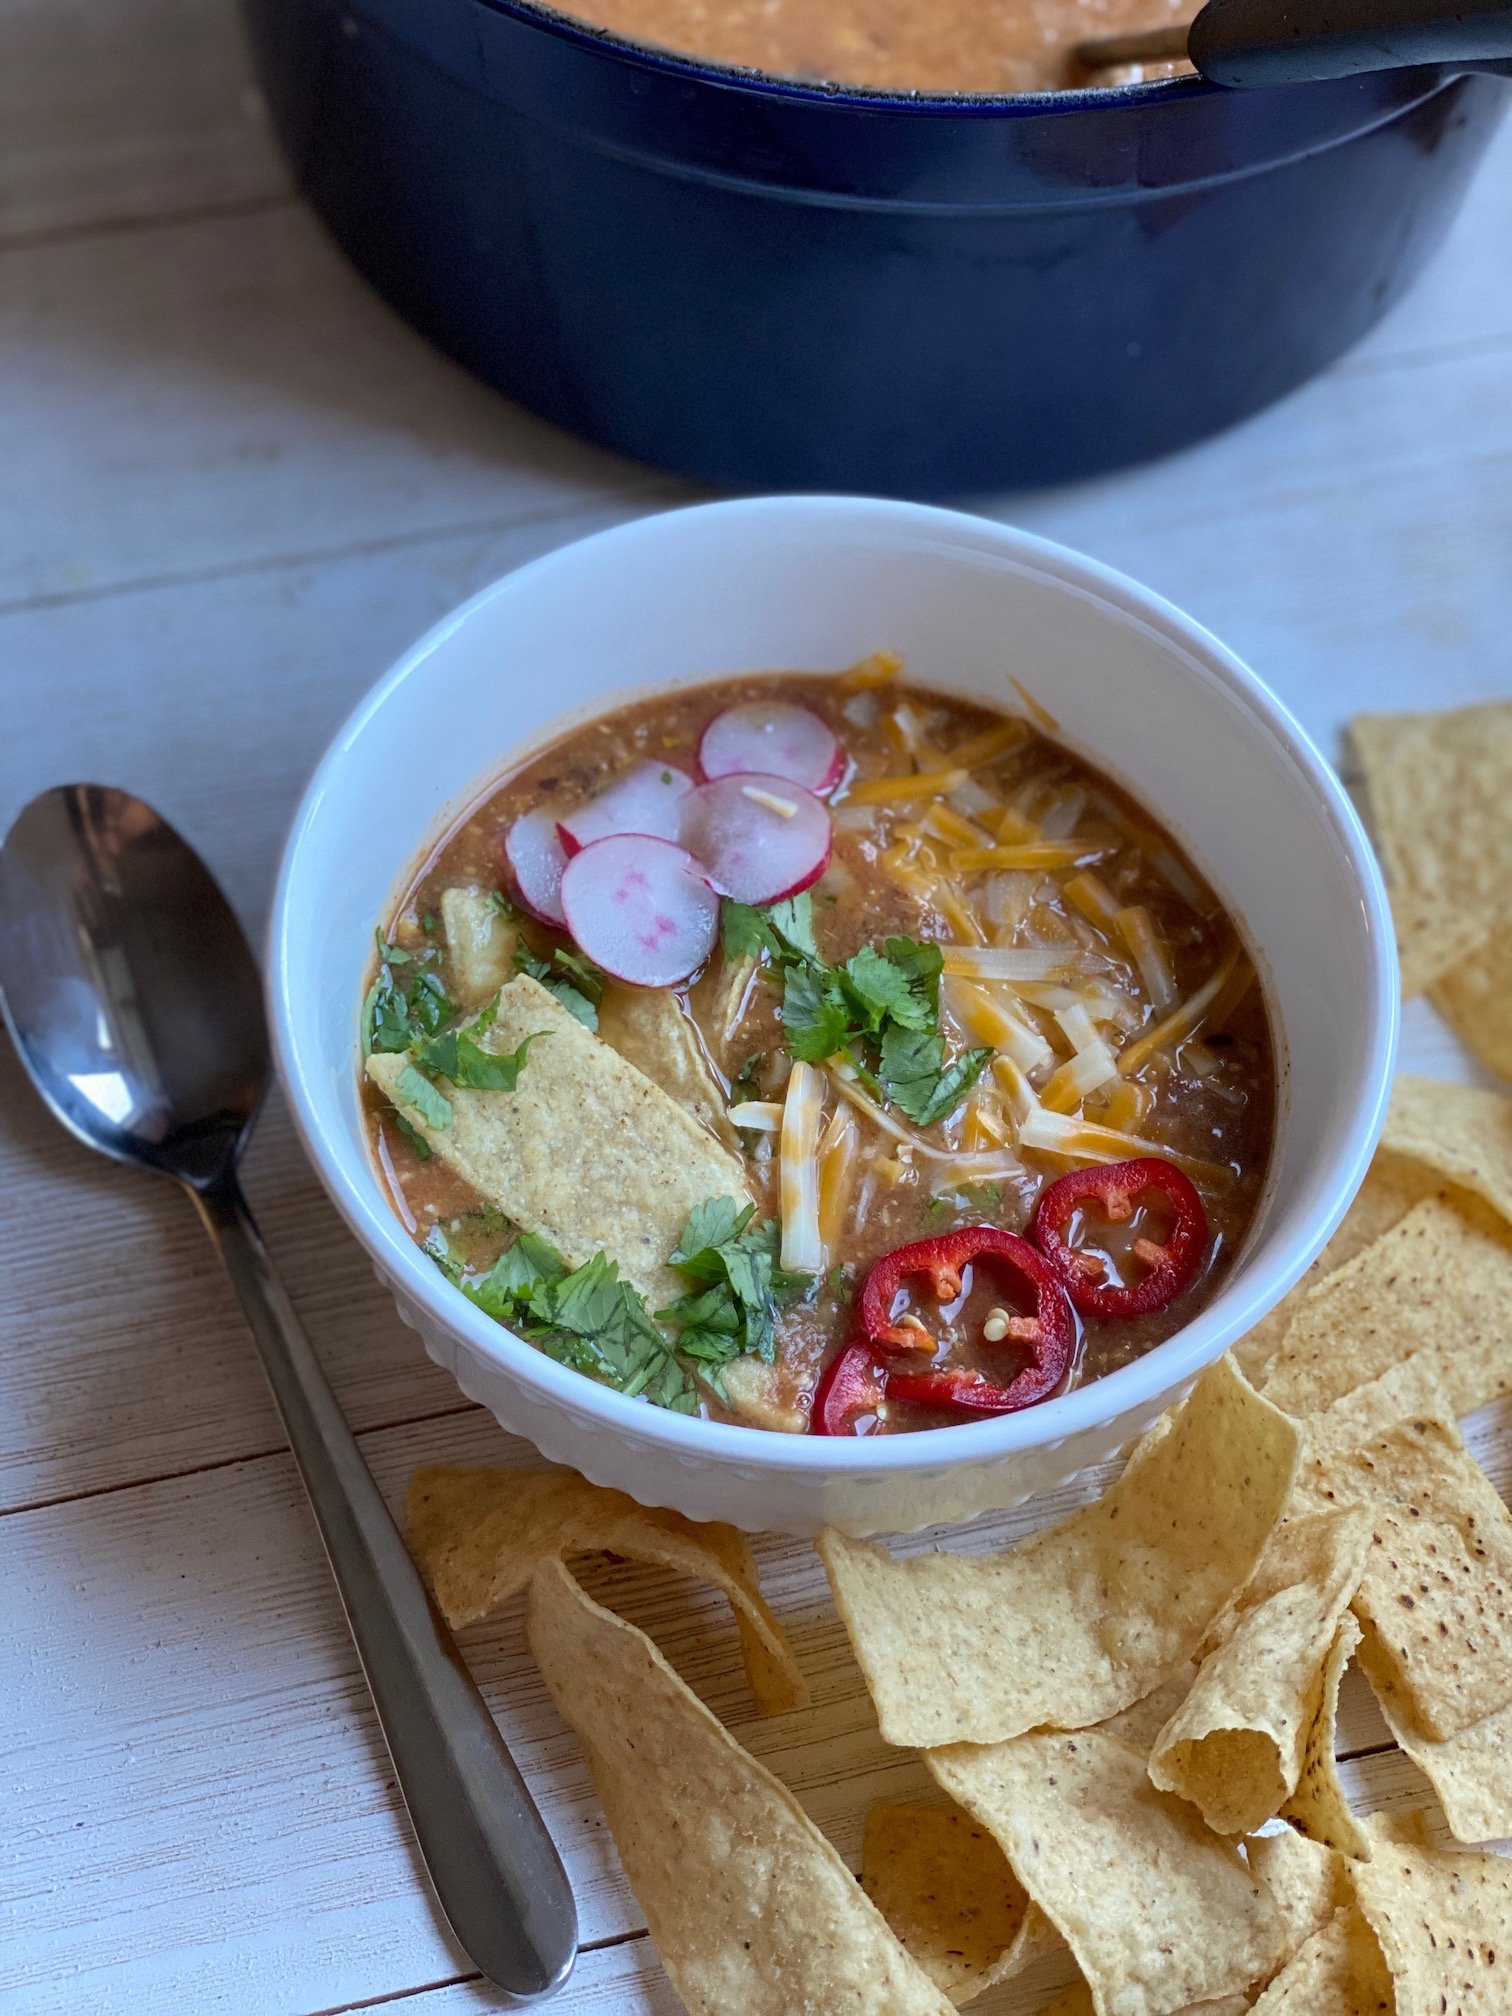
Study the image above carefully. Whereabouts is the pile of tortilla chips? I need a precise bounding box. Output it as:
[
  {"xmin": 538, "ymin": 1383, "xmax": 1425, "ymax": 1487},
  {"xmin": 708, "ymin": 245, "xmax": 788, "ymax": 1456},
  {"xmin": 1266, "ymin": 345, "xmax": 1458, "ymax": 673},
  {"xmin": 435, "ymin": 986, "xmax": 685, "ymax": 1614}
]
[
  {"xmin": 402, "ymin": 1055, "xmax": 1512, "ymax": 2005},
  {"xmin": 1353, "ymin": 698, "xmax": 1512, "ymax": 1077}
]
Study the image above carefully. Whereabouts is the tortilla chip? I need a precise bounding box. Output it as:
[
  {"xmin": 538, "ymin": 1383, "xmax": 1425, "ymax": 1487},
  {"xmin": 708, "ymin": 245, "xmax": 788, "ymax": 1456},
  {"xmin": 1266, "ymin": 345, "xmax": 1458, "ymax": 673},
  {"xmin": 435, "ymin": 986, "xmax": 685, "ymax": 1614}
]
[
  {"xmin": 1435, "ymin": 935, "xmax": 1512, "ymax": 1085},
  {"xmin": 1038, "ymin": 1991, "xmax": 1250, "ymax": 2016},
  {"xmin": 1149, "ymin": 1511, "xmax": 1370, "ymax": 1835},
  {"xmin": 407, "ymin": 1464, "xmax": 806, "ymax": 1715},
  {"xmin": 596, "ymin": 981, "xmax": 739, "ymax": 1149},
  {"xmin": 1234, "ymin": 1153, "xmax": 1438, "ymax": 1384},
  {"xmin": 818, "ymin": 1359, "xmax": 1299, "ymax": 1749},
  {"xmin": 1382, "ymin": 1076, "xmax": 1512, "ymax": 1229},
  {"xmin": 1246, "ymin": 1826, "xmax": 1351, "ymax": 1954},
  {"xmin": 1304, "ymin": 1414, "xmax": 1512, "ymax": 1743},
  {"xmin": 367, "ymin": 975, "xmax": 749, "ymax": 1307},
  {"xmin": 928, "ymin": 1730, "xmax": 1287, "ymax": 2016},
  {"xmin": 1352, "ymin": 1830, "xmax": 1512, "ymax": 2013},
  {"xmin": 1247, "ymin": 1906, "xmax": 1394, "ymax": 2014},
  {"xmin": 1300, "ymin": 1356, "xmax": 1455, "ymax": 1473},
  {"xmin": 1259, "ymin": 1193, "xmax": 1512, "ymax": 1419},
  {"xmin": 1280, "ymin": 1612, "xmax": 1370, "ymax": 1859},
  {"xmin": 1352, "ymin": 702, "xmax": 1512, "ymax": 943},
  {"xmin": 859, "ymin": 1800, "xmax": 1058, "ymax": 2002},
  {"xmin": 1096, "ymin": 1663, "xmax": 1201, "ymax": 1757},
  {"xmin": 714, "ymin": 1355, "xmax": 807, "ymax": 1435},
  {"xmin": 1390, "ymin": 890, "xmax": 1488, "ymax": 1000},
  {"xmin": 1355, "ymin": 1619, "xmax": 1512, "ymax": 1845},
  {"xmin": 527, "ymin": 1560, "xmax": 954, "ymax": 2016},
  {"xmin": 438, "ymin": 885, "xmax": 517, "ymax": 1007}
]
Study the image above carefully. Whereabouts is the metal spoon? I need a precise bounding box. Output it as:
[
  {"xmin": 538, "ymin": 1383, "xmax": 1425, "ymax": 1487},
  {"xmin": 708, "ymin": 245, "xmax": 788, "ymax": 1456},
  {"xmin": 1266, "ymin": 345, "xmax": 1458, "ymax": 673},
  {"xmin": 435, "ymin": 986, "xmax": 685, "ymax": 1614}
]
[
  {"xmin": 0, "ymin": 783, "xmax": 577, "ymax": 2004},
  {"xmin": 1075, "ymin": 0, "xmax": 1512, "ymax": 85}
]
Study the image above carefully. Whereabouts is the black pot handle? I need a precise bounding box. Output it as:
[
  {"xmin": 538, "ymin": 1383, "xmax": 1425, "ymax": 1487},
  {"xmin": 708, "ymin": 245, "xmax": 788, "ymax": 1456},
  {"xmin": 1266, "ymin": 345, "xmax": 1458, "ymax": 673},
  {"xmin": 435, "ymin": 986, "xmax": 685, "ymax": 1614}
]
[{"xmin": 1188, "ymin": 0, "xmax": 1512, "ymax": 87}]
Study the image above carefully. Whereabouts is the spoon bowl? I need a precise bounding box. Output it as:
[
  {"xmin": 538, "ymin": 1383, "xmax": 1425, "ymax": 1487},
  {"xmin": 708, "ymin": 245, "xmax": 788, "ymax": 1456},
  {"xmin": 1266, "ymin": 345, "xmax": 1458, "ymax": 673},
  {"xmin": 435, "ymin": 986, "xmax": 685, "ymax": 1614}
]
[{"xmin": 0, "ymin": 785, "xmax": 265, "ymax": 1183}]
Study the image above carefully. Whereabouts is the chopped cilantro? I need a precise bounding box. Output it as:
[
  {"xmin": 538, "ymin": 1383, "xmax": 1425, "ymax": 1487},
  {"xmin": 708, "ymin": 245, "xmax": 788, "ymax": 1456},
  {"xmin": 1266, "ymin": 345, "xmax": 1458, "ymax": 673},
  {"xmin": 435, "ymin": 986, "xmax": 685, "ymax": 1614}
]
[
  {"xmin": 781, "ymin": 963, "xmax": 853, "ymax": 1064},
  {"xmin": 514, "ymin": 944, "xmax": 603, "ymax": 1031},
  {"xmin": 375, "ymin": 927, "xmax": 410, "ymax": 966},
  {"xmin": 880, "ymin": 1025, "xmax": 991, "ymax": 1128},
  {"xmin": 417, "ymin": 993, "xmax": 545, "ymax": 1090},
  {"xmin": 731, "ymin": 1052, "xmax": 767, "ymax": 1104},
  {"xmin": 421, "ymin": 911, "xmax": 437, "ymax": 934},
  {"xmin": 659, "ymin": 1196, "xmax": 801, "ymax": 1367},
  {"xmin": 363, "ymin": 946, "xmax": 457, "ymax": 1056},
  {"xmin": 925, "ymin": 1181, "xmax": 1004, "ymax": 1221},
  {"xmin": 396, "ymin": 1065, "xmax": 453, "ymax": 1130},
  {"xmin": 391, "ymin": 1113, "xmax": 433, "ymax": 1161}
]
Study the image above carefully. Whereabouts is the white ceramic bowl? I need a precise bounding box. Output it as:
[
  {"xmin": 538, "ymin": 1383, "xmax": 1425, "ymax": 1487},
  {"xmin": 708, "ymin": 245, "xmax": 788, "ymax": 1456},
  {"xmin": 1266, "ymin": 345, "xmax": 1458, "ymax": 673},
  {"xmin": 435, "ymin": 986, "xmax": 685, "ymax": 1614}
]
[{"xmin": 268, "ymin": 496, "xmax": 1396, "ymax": 1537}]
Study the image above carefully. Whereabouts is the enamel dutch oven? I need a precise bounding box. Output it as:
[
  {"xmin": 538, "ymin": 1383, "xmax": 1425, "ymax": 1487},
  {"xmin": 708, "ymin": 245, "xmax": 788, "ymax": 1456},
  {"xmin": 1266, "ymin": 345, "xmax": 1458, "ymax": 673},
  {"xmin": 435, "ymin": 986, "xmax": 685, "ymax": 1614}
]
[{"xmin": 239, "ymin": 0, "xmax": 1507, "ymax": 494}]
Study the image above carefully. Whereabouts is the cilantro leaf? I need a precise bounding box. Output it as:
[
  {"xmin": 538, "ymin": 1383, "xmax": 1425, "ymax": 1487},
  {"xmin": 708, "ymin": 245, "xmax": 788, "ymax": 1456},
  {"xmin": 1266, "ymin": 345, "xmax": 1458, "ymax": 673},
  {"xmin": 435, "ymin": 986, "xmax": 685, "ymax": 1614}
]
[
  {"xmin": 883, "ymin": 937, "xmax": 943, "ymax": 1015},
  {"xmin": 514, "ymin": 945, "xmax": 602, "ymax": 1030},
  {"xmin": 721, "ymin": 892, "xmax": 818, "ymax": 965},
  {"xmin": 766, "ymin": 893, "xmax": 819, "ymax": 962},
  {"xmin": 878, "ymin": 1026, "xmax": 991, "ymax": 1128},
  {"xmin": 840, "ymin": 944, "xmax": 931, "ymax": 1033},
  {"xmin": 417, "ymin": 1011, "xmax": 546, "ymax": 1091},
  {"xmin": 722, "ymin": 902, "xmax": 779, "ymax": 961},
  {"xmin": 395, "ymin": 1065, "xmax": 453, "ymax": 1130},
  {"xmin": 392, "ymin": 1113, "xmax": 432, "ymax": 1161},
  {"xmin": 781, "ymin": 963, "xmax": 852, "ymax": 1063}
]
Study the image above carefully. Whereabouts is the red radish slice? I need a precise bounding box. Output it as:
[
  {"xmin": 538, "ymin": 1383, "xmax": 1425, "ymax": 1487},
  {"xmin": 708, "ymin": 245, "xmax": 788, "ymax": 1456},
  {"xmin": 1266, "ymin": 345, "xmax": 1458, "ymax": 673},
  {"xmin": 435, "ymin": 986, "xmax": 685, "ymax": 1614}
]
[
  {"xmin": 505, "ymin": 807, "xmax": 569, "ymax": 927},
  {"xmin": 557, "ymin": 761, "xmax": 694, "ymax": 856},
  {"xmin": 680, "ymin": 772, "xmax": 833, "ymax": 906},
  {"xmin": 560, "ymin": 834, "xmax": 719, "ymax": 988},
  {"xmin": 699, "ymin": 701, "xmax": 844, "ymax": 796}
]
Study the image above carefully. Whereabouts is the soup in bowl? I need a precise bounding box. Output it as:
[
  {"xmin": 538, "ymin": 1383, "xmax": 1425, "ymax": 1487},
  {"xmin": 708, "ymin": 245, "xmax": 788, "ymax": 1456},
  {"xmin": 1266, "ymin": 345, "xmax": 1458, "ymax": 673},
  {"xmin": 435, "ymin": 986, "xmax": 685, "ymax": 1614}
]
[{"xmin": 269, "ymin": 496, "xmax": 1395, "ymax": 1534}]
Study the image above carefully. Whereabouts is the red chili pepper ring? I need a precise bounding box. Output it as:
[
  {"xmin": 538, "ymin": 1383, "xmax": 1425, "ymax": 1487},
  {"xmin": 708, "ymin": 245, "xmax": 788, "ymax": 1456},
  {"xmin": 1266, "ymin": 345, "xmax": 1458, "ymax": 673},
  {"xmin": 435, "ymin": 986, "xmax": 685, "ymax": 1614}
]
[{"xmin": 1031, "ymin": 1156, "xmax": 1208, "ymax": 1322}]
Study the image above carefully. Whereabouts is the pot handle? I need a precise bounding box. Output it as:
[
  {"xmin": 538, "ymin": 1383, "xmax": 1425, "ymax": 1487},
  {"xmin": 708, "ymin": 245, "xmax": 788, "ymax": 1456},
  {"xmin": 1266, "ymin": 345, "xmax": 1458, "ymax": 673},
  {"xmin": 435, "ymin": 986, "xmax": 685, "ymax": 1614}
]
[{"xmin": 1188, "ymin": 0, "xmax": 1512, "ymax": 88}]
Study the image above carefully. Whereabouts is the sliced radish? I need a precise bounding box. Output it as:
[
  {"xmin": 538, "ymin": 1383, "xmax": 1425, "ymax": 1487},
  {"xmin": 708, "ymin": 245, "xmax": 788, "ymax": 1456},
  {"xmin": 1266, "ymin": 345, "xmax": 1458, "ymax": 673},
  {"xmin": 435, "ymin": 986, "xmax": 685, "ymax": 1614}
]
[
  {"xmin": 557, "ymin": 760, "xmax": 694, "ymax": 856},
  {"xmin": 505, "ymin": 807, "xmax": 569, "ymax": 927},
  {"xmin": 680, "ymin": 772, "xmax": 832, "ymax": 906},
  {"xmin": 698, "ymin": 701, "xmax": 844, "ymax": 797},
  {"xmin": 559, "ymin": 834, "xmax": 719, "ymax": 988}
]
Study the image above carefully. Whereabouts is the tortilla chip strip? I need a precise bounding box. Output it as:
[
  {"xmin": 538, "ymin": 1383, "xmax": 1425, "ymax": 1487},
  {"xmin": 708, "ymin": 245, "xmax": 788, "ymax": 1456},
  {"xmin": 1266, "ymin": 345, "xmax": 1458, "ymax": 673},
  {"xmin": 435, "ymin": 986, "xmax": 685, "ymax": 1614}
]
[
  {"xmin": 1247, "ymin": 1906, "xmax": 1394, "ymax": 2015},
  {"xmin": 818, "ymin": 1358, "xmax": 1299, "ymax": 1749},
  {"xmin": 1279, "ymin": 1612, "xmax": 1370, "ymax": 1860},
  {"xmin": 1149, "ymin": 1510, "xmax": 1370, "ymax": 1836},
  {"xmin": 1233, "ymin": 1152, "xmax": 1438, "ymax": 1385},
  {"xmin": 1355, "ymin": 1620, "xmax": 1512, "ymax": 1845},
  {"xmin": 859, "ymin": 1800, "xmax": 1059, "ymax": 2003},
  {"xmin": 367, "ymin": 974, "xmax": 750, "ymax": 1308},
  {"xmin": 1246, "ymin": 1825, "xmax": 1352, "ymax": 1954},
  {"xmin": 1301, "ymin": 1411, "xmax": 1512, "ymax": 1743},
  {"xmin": 929, "ymin": 1730, "xmax": 1288, "ymax": 2016},
  {"xmin": 406, "ymin": 1463, "xmax": 807, "ymax": 1715},
  {"xmin": 439, "ymin": 886, "xmax": 517, "ymax": 1007},
  {"xmin": 596, "ymin": 981, "xmax": 739, "ymax": 1149},
  {"xmin": 526, "ymin": 1560, "xmax": 955, "ymax": 2016},
  {"xmin": 1382, "ymin": 1076, "xmax": 1512, "ymax": 1229},
  {"xmin": 1260, "ymin": 1192, "xmax": 1512, "ymax": 1420},
  {"xmin": 1351, "ymin": 1829, "xmax": 1512, "ymax": 2013}
]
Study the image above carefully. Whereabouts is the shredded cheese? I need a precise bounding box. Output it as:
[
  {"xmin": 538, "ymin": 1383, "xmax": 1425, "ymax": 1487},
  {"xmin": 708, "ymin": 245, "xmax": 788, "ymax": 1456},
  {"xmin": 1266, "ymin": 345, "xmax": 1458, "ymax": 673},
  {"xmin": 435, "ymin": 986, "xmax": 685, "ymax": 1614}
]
[
  {"xmin": 847, "ymin": 766, "xmax": 969, "ymax": 807},
  {"xmin": 728, "ymin": 1100, "xmax": 784, "ymax": 1131},
  {"xmin": 817, "ymin": 1105, "xmax": 860, "ymax": 1259},
  {"xmin": 944, "ymin": 719, "xmax": 1030, "ymax": 772},
  {"xmin": 948, "ymin": 979, "xmax": 1056, "ymax": 1076},
  {"xmin": 949, "ymin": 840, "xmax": 1106, "ymax": 874},
  {"xmin": 1041, "ymin": 1037, "xmax": 1120, "ymax": 1114},
  {"xmin": 1065, "ymin": 870, "xmax": 1122, "ymax": 936},
  {"xmin": 942, "ymin": 946, "xmax": 1071, "ymax": 984},
  {"xmin": 1096, "ymin": 1077, "xmax": 1154, "ymax": 1132},
  {"xmin": 923, "ymin": 802, "xmax": 991, "ymax": 849},
  {"xmin": 1037, "ymin": 786, "xmax": 1088, "ymax": 841},
  {"xmin": 1054, "ymin": 1001, "xmax": 1102, "ymax": 1055},
  {"xmin": 935, "ymin": 882, "xmax": 989, "ymax": 947},
  {"xmin": 991, "ymin": 1053, "xmax": 1042, "ymax": 1128},
  {"xmin": 1116, "ymin": 904, "xmax": 1178, "ymax": 1012},
  {"xmin": 779, "ymin": 1061, "xmax": 825, "ymax": 1274},
  {"xmin": 742, "ymin": 783, "xmax": 799, "ymax": 819},
  {"xmin": 839, "ymin": 650, "xmax": 902, "ymax": 690},
  {"xmin": 1018, "ymin": 1107, "xmax": 1231, "ymax": 1184},
  {"xmin": 1118, "ymin": 946, "xmax": 1241, "ymax": 1078}
]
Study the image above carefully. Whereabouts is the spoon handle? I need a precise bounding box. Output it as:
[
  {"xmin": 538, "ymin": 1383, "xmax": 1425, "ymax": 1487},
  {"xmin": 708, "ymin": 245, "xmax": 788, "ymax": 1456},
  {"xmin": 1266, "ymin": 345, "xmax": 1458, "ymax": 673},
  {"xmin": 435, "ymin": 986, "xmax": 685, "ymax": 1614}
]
[{"xmin": 191, "ymin": 1171, "xmax": 577, "ymax": 2004}]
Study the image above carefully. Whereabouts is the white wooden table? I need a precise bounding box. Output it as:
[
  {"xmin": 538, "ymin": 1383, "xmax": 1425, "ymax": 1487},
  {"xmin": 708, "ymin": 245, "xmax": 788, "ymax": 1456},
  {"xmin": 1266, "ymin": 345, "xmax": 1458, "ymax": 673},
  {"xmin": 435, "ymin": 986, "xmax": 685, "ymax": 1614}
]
[{"xmin": 1, "ymin": 2, "xmax": 1509, "ymax": 2008}]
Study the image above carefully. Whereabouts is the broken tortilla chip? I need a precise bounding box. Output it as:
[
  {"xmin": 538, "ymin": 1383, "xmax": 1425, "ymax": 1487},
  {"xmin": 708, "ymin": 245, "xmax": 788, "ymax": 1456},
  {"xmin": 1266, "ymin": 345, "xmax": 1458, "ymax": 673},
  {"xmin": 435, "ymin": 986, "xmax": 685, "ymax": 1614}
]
[
  {"xmin": 818, "ymin": 1358, "xmax": 1299, "ymax": 1749},
  {"xmin": 1259, "ymin": 1192, "xmax": 1512, "ymax": 1420},
  {"xmin": 859, "ymin": 1800, "xmax": 1058, "ymax": 2002},
  {"xmin": 1299, "ymin": 1356, "xmax": 1455, "ymax": 1474},
  {"xmin": 1352, "ymin": 1828, "xmax": 1512, "ymax": 2014},
  {"xmin": 406, "ymin": 1463, "xmax": 806, "ymax": 1715},
  {"xmin": 1149, "ymin": 1511, "xmax": 1370, "ymax": 1836},
  {"xmin": 1246, "ymin": 1825, "xmax": 1351, "ymax": 1954},
  {"xmin": 1304, "ymin": 1413, "xmax": 1512, "ymax": 1743},
  {"xmin": 1389, "ymin": 889, "xmax": 1488, "ymax": 1000},
  {"xmin": 1355, "ymin": 1620, "xmax": 1512, "ymax": 1845},
  {"xmin": 526, "ymin": 1560, "xmax": 953, "ymax": 2016},
  {"xmin": 438, "ymin": 885, "xmax": 517, "ymax": 1007},
  {"xmin": 1280, "ymin": 1612, "xmax": 1370, "ymax": 1860},
  {"xmin": 596, "ymin": 981, "xmax": 739, "ymax": 1150},
  {"xmin": 928, "ymin": 1730, "xmax": 1288, "ymax": 2016},
  {"xmin": 1247, "ymin": 1906, "xmax": 1394, "ymax": 2015},
  {"xmin": 1038, "ymin": 1990, "xmax": 1250, "ymax": 2016},
  {"xmin": 1382, "ymin": 1076, "xmax": 1512, "ymax": 1230}
]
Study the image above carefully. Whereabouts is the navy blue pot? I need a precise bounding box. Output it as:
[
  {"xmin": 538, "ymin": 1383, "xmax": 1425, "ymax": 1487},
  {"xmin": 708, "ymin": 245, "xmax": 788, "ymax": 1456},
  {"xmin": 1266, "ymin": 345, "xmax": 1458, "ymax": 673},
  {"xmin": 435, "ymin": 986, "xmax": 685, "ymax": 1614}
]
[{"xmin": 240, "ymin": 0, "xmax": 1506, "ymax": 495}]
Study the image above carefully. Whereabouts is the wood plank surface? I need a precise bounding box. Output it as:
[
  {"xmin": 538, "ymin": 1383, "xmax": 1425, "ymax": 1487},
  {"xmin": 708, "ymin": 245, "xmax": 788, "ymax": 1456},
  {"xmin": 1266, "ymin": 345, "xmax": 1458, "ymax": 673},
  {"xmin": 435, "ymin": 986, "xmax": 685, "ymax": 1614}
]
[{"xmin": 2, "ymin": 0, "xmax": 1510, "ymax": 2007}]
